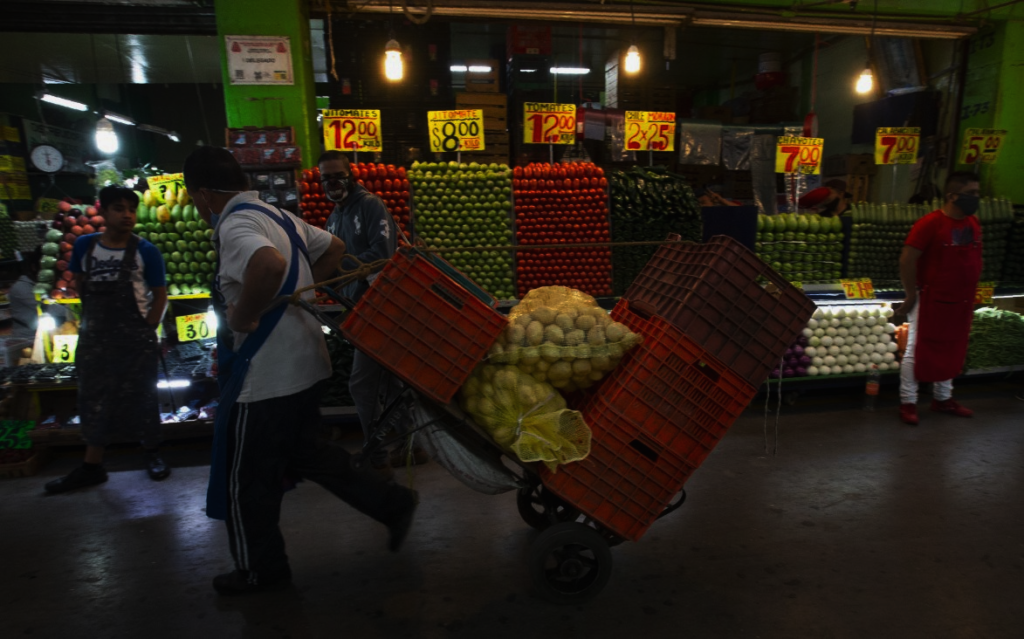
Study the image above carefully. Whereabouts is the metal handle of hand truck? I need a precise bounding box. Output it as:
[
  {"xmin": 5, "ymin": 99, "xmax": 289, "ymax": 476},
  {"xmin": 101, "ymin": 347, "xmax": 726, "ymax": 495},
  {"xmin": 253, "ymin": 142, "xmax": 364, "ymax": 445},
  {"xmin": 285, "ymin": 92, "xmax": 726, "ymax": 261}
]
[{"xmin": 656, "ymin": 489, "xmax": 687, "ymax": 519}]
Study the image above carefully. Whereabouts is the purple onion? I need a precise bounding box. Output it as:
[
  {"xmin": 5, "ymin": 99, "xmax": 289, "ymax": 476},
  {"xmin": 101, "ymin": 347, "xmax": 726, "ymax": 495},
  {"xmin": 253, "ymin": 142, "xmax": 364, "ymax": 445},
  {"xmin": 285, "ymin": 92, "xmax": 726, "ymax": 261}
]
[
  {"xmin": 784, "ymin": 347, "xmax": 794, "ymax": 357},
  {"xmin": 795, "ymin": 366, "xmax": 808, "ymax": 377},
  {"xmin": 770, "ymin": 368, "xmax": 781, "ymax": 378},
  {"xmin": 799, "ymin": 355, "xmax": 812, "ymax": 366},
  {"xmin": 796, "ymin": 335, "xmax": 809, "ymax": 347},
  {"xmin": 792, "ymin": 345, "xmax": 805, "ymax": 357},
  {"xmin": 783, "ymin": 367, "xmax": 795, "ymax": 377}
]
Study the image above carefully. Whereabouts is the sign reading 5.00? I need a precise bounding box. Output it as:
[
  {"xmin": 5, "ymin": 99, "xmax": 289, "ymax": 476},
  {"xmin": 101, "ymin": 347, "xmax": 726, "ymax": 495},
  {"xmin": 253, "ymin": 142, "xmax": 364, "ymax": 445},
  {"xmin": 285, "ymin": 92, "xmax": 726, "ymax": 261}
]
[
  {"xmin": 428, "ymin": 110, "xmax": 485, "ymax": 153},
  {"xmin": 524, "ymin": 103, "xmax": 576, "ymax": 145},
  {"xmin": 624, "ymin": 111, "xmax": 675, "ymax": 152},
  {"xmin": 875, "ymin": 127, "xmax": 920, "ymax": 165},
  {"xmin": 323, "ymin": 109, "xmax": 382, "ymax": 152},
  {"xmin": 176, "ymin": 312, "xmax": 213, "ymax": 342},
  {"xmin": 775, "ymin": 136, "xmax": 824, "ymax": 175},
  {"xmin": 959, "ymin": 128, "xmax": 1008, "ymax": 165}
]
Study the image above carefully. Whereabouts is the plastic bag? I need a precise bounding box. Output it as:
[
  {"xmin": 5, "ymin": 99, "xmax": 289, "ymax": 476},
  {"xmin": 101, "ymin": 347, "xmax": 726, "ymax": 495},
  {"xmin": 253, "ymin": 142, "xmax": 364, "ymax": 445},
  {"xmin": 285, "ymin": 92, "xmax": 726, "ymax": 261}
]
[
  {"xmin": 458, "ymin": 364, "xmax": 591, "ymax": 472},
  {"xmin": 488, "ymin": 286, "xmax": 642, "ymax": 392}
]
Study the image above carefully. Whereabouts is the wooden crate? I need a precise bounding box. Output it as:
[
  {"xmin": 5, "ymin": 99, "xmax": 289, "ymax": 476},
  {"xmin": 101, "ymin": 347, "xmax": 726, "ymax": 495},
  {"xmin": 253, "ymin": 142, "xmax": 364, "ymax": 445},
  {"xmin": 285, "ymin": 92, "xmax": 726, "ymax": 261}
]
[
  {"xmin": 837, "ymin": 174, "xmax": 872, "ymax": 202},
  {"xmin": 464, "ymin": 59, "xmax": 499, "ymax": 93},
  {"xmin": 456, "ymin": 93, "xmax": 507, "ymax": 131}
]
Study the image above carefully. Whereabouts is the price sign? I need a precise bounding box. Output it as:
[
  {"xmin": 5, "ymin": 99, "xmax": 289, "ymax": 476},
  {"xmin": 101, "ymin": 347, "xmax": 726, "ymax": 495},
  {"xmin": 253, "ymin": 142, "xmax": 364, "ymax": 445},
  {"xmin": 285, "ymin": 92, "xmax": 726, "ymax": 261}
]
[
  {"xmin": 775, "ymin": 137, "xmax": 824, "ymax": 175},
  {"xmin": 975, "ymin": 282, "xmax": 995, "ymax": 304},
  {"xmin": 840, "ymin": 278, "xmax": 875, "ymax": 300},
  {"xmin": 148, "ymin": 173, "xmax": 185, "ymax": 205},
  {"xmin": 428, "ymin": 110, "xmax": 485, "ymax": 153},
  {"xmin": 523, "ymin": 103, "xmax": 576, "ymax": 145},
  {"xmin": 176, "ymin": 312, "xmax": 213, "ymax": 342},
  {"xmin": 624, "ymin": 111, "xmax": 676, "ymax": 151},
  {"xmin": 959, "ymin": 128, "xmax": 1008, "ymax": 164},
  {"xmin": 323, "ymin": 109, "xmax": 382, "ymax": 152},
  {"xmin": 875, "ymin": 127, "xmax": 920, "ymax": 165},
  {"xmin": 53, "ymin": 335, "xmax": 78, "ymax": 363}
]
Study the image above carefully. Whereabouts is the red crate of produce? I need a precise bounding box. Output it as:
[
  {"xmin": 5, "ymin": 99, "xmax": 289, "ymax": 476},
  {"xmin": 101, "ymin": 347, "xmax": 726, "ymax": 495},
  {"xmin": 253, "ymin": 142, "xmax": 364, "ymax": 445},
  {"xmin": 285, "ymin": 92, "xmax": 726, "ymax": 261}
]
[
  {"xmin": 624, "ymin": 234, "xmax": 816, "ymax": 387},
  {"xmin": 340, "ymin": 247, "xmax": 506, "ymax": 404},
  {"xmin": 540, "ymin": 402, "xmax": 687, "ymax": 542}
]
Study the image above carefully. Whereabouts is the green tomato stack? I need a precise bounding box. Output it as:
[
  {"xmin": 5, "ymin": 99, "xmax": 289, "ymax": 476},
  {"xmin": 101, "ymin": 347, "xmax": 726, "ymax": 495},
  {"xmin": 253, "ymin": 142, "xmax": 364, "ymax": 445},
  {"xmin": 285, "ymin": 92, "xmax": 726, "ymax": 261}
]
[
  {"xmin": 755, "ymin": 214, "xmax": 843, "ymax": 282},
  {"xmin": 977, "ymin": 197, "xmax": 1015, "ymax": 282},
  {"xmin": 1000, "ymin": 212, "xmax": 1024, "ymax": 285},
  {"xmin": 847, "ymin": 202, "xmax": 930, "ymax": 283},
  {"xmin": 135, "ymin": 201, "xmax": 215, "ymax": 296},
  {"xmin": 409, "ymin": 161, "xmax": 515, "ymax": 300}
]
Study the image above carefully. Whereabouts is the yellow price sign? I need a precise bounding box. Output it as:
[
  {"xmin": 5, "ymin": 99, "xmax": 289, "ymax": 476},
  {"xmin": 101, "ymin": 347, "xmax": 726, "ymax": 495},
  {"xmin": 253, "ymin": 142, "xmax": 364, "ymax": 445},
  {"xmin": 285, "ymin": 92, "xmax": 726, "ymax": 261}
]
[
  {"xmin": 959, "ymin": 128, "xmax": 1007, "ymax": 164},
  {"xmin": 775, "ymin": 137, "xmax": 824, "ymax": 175},
  {"xmin": 975, "ymin": 281, "xmax": 995, "ymax": 304},
  {"xmin": 148, "ymin": 173, "xmax": 185, "ymax": 205},
  {"xmin": 176, "ymin": 312, "xmax": 214, "ymax": 342},
  {"xmin": 428, "ymin": 110, "xmax": 485, "ymax": 153},
  {"xmin": 523, "ymin": 103, "xmax": 576, "ymax": 145},
  {"xmin": 624, "ymin": 111, "xmax": 676, "ymax": 152},
  {"xmin": 322, "ymin": 109, "xmax": 382, "ymax": 152},
  {"xmin": 875, "ymin": 127, "xmax": 920, "ymax": 165},
  {"xmin": 53, "ymin": 335, "xmax": 78, "ymax": 363},
  {"xmin": 840, "ymin": 278, "xmax": 875, "ymax": 300}
]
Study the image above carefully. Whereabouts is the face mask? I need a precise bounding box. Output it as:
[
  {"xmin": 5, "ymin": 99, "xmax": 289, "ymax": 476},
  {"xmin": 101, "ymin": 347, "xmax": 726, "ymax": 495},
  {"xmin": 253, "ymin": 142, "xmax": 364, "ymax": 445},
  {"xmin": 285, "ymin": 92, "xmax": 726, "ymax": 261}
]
[{"xmin": 956, "ymin": 194, "xmax": 980, "ymax": 216}]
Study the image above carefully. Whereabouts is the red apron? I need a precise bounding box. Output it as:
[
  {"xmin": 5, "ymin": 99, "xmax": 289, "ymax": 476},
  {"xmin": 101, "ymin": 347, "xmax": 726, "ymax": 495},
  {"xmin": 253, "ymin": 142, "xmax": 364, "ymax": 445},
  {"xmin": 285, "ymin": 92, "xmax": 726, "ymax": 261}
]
[{"xmin": 914, "ymin": 238, "xmax": 982, "ymax": 382}]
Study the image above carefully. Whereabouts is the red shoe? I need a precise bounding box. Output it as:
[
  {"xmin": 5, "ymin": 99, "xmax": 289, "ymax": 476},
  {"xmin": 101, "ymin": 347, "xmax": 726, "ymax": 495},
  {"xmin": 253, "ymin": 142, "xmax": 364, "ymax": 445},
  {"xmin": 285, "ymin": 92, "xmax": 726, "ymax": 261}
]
[
  {"xmin": 899, "ymin": 403, "xmax": 919, "ymax": 426},
  {"xmin": 931, "ymin": 399, "xmax": 974, "ymax": 417}
]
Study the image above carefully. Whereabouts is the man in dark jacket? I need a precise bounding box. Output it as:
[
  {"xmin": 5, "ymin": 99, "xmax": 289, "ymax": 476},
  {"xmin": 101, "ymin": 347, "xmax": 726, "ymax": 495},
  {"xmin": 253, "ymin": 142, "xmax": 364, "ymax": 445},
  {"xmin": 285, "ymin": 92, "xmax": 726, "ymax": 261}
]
[{"xmin": 318, "ymin": 151, "xmax": 425, "ymax": 469}]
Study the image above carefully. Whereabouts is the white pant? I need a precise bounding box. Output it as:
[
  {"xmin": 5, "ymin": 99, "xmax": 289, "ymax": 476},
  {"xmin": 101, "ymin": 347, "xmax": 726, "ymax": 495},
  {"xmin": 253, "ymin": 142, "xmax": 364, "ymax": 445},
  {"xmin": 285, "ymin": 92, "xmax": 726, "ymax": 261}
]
[{"xmin": 900, "ymin": 304, "xmax": 953, "ymax": 404}]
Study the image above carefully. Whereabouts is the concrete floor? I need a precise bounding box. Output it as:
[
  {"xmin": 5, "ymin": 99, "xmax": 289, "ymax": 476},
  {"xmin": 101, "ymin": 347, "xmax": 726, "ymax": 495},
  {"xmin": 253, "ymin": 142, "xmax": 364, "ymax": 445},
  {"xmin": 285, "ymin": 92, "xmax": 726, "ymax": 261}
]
[{"xmin": 1, "ymin": 382, "xmax": 1022, "ymax": 639}]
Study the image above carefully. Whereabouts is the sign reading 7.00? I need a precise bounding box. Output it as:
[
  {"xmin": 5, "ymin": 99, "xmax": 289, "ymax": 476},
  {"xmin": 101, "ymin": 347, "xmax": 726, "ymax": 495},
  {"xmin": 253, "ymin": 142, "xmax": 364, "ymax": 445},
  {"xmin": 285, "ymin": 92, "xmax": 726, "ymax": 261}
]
[
  {"xmin": 428, "ymin": 110, "xmax": 485, "ymax": 153},
  {"xmin": 775, "ymin": 136, "xmax": 824, "ymax": 175},
  {"xmin": 323, "ymin": 109, "xmax": 382, "ymax": 152},
  {"xmin": 875, "ymin": 127, "xmax": 920, "ymax": 165},
  {"xmin": 624, "ymin": 111, "xmax": 675, "ymax": 152}
]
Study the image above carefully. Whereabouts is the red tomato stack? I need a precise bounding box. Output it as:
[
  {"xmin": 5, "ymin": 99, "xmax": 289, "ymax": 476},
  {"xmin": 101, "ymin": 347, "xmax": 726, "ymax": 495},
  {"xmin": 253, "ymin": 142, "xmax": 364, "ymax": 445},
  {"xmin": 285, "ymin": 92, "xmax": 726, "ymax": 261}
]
[
  {"xmin": 299, "ymin": 168, "xmax": 330, "ymax": 229},
  {"xmin": 512, "ymin": 162, "xmax": 612, "ymax": 298},
  {"xmin": 351, "ymin": 163, "xmax": 412, "ymax": 239}
]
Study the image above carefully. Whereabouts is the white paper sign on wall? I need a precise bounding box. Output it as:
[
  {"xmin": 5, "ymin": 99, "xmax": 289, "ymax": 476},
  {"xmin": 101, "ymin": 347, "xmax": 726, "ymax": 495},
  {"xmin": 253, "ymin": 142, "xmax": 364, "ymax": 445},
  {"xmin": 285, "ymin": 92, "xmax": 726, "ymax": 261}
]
[{"xmin": 225, "ymin": 35, "xmax": 294, "ymax": 85}]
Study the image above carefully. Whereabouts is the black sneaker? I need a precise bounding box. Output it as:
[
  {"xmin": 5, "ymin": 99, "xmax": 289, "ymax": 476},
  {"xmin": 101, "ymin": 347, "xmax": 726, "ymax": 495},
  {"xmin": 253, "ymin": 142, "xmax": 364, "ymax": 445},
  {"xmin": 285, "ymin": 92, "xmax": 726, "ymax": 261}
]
[
  {"xmin": 213, "ymin": 569, "xmax": 292, "ymax": 596},
  {"xmin": 145, "ymin": 450, "xmax": 170, "ymax": 481},
  {"xmin": 387, "ymin": 488, "xmax": 419, "ymax": 552},
  {"xmin": 44, "ymin": 464, "xmax": 108, "ymax": 494}
]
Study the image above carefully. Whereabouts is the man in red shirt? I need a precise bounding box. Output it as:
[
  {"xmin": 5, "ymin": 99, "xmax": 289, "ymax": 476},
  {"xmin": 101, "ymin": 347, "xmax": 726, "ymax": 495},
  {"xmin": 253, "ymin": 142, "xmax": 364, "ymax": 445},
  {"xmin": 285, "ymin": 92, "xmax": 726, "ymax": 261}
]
[{"xmin": 896, "ymin": 172, "xmax": 983, "ymax": 425}]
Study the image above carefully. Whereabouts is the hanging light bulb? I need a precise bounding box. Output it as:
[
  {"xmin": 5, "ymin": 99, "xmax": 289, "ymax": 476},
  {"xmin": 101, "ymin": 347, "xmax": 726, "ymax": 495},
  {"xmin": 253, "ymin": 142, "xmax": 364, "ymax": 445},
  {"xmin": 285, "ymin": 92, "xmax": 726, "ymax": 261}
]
[
  {"xmin": 94, "ymin": 117, "xmax": 119, "ymax": 154},
  {"xmin": 384, "ymin": 38, "xmax": 403, "ymax": 81},
  {"xmin": 855, "ymin": 65, "xmax": 873, "ymax": 94},
  {"xmin": 625, "ymin": 45, "xmax": 641, "ymax": 74}
]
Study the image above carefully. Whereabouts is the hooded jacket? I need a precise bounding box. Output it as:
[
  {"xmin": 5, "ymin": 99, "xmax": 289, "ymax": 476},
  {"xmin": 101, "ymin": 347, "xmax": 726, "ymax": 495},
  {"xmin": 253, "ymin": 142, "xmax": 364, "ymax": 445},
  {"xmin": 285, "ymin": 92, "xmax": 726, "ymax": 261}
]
[{"xmin": 325, "ymin": 183, "xmax": 398, "ymax": 301}]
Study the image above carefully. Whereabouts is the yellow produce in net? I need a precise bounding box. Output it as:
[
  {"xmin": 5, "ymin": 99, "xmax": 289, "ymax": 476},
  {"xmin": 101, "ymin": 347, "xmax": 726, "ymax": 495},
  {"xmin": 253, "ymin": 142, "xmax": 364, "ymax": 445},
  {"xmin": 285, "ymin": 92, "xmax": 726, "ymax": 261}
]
[
  {"xmin": 458, "ymin": 363, "xmax": 591, "ymax": 472},
  {"xmin": 487, "ymin": 286, "xmax": 642, "ymax": 392}
]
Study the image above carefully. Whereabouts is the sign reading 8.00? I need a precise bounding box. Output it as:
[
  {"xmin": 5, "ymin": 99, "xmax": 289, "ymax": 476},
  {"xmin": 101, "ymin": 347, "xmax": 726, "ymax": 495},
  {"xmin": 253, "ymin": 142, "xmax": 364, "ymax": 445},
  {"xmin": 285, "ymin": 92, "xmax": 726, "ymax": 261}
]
[{"xmin": 427, "ymin": 110, "xmax": 485, "ymax": 153}]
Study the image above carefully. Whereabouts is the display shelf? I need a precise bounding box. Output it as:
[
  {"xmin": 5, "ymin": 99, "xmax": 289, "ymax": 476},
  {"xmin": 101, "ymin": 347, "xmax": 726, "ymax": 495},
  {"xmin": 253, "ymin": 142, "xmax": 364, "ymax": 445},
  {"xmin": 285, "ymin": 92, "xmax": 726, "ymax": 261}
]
[
  {"xmin": 964, "ymin": 365, "xmax": 1024, "ymax": 376},
  {"xmin": 802, "ymin": 284, "xmax": 1024, "ymax": 304}
]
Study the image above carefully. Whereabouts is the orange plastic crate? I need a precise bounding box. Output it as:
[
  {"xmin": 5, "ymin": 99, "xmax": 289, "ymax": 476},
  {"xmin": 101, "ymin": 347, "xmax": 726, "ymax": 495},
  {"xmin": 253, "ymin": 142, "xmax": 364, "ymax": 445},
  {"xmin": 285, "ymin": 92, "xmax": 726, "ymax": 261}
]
[{"xmin": 340, "ymin": 248, "xmax": 507, "ymax": 404}]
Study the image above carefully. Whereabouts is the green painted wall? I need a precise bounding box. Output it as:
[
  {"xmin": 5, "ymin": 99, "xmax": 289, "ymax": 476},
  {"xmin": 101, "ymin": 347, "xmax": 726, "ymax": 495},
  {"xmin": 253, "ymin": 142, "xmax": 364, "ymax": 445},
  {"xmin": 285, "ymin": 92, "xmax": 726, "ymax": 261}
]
[
  {"xmin": 214, "ymin": 0, "xmax": 318, "ymax": 167},
  {"xmin": 987, "ymin": 21, "xmax": 1024, "ymax": 204}
]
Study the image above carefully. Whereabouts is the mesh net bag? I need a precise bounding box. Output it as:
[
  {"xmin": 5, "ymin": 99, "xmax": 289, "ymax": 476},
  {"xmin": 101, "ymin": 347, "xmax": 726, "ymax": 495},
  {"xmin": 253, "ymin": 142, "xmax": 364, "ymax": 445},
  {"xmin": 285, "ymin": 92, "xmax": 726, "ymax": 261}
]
[
  {"xmin": 486, "ymin": 286, "xmax": 642, "ymax": 392},
  {"xmin": 458, "ymin": 363, "xmax": 591, "ymax": 472}
]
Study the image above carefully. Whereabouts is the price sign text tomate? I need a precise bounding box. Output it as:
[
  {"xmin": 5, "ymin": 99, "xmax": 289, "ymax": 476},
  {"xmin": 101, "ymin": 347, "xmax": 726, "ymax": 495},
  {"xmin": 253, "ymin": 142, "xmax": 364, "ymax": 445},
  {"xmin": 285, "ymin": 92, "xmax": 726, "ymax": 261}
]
[
  {"xmin": 775, "ymin": 137, "xmax": 824, "ymax": 175},
  {"xmin": 323, "ymin": 109, "xmax": 382, "ymax": 152},
  {"xmin": 624, "ymin": 111, "xmax": 675, "ymax": 152},
  {"xmin": 875, "ymin": 127, "xmax": 920, "ymax": 165},
  {"xmin": 428, "ymin": 110, "xmax": 485, "ymax": 153},
  {"xmin": 959, "ymin": 128, "xmax": 1008, "ymax": 164},
  {"xmin": 523, "ymin": 103, "xmax": 576, "ymax": 145}
]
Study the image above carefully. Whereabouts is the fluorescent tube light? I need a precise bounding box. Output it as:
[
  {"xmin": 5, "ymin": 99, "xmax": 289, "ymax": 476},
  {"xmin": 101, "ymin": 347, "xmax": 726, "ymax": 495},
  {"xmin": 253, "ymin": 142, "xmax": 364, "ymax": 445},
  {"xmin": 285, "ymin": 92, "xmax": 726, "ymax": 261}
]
[
  {"xmin": 450, "ymin": 65, "xmax": 468, "ymax": 72},
  {"xmin": 104, "ymin": 111, "xmax": 136, "ymax": 126},
  {"xmin": 468, "ymin": 65, "xmax": 493, "ymax": 73},
  {"xmin": 38, "ymin": 93, "xmax": 88, "ymax": 111},
  {"xmin": 550, "ymin": 67, "xmax": 590, "ymax": 75}
]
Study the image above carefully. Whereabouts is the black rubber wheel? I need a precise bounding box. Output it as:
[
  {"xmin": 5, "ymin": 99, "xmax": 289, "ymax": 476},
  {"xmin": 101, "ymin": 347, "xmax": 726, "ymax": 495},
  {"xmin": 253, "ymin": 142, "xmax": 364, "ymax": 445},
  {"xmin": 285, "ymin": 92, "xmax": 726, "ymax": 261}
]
[
  {"xmin": 516, "ymin": 484, "xmax": 580, "ymax": 530},
  {"xmin": 530, "ymin": 522, "xmax": 613, "ymax": 605}
]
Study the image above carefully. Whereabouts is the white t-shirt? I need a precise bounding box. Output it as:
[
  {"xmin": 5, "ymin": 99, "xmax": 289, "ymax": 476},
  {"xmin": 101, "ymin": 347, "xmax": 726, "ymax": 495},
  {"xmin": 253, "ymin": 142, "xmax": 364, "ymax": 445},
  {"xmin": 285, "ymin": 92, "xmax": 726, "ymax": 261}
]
[{"xmin": 215, "ymin": 192, "xmax": 333, "ymax": 402}]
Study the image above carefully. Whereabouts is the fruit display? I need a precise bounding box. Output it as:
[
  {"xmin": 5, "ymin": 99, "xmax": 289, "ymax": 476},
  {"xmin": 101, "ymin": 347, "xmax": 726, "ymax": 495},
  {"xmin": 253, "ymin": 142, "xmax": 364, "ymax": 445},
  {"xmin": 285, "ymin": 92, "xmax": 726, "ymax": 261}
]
[
  {"xmin": 135, "ymin": 186, "xmax": 214, "ymax": 296},
  {"xmin": 43, "ymin": 202, "xmax": 106, "ymax": 299},
  {"xmin": 977, "ymin": 197, "xmax": 1015, "ymax": 282},
  {"xmin": 756, "ymin": 213, "xmax": 844, "ymax": 283},
  {"xmin": 351, "ymin": 162, "xmax": 412, "ymax": 240},
  {"xmin": 847, "ymin": 202, "xmax": 931, "ymax": 283},
  {"xmin": 773, "ymin": 306, "xmax": 899, "ymax": 379},
  {"xmin": 607, "ymin": 166, "xmax": 702, "ymax": 295},
  {"xmin": 965, "ymin": 307, "xmax": 1024, "ymax": 370},
  {"xmin": 486, "ymin": 286, "xmax": 641, "ymax": 392},
  {"xmin": 512, "ymin": 162, "xmax": 612, "ymax": 298},
  {"xmin": 298, "ymin": 168, "xmax": 330, "ymax": 229},
  {"xmin": 1000, "ymin": 211, "xmax": 1024, "ymax": 284},
  {"xmin": 0, "ymin": 210, "xmax": 18, "ymax": 259},
  {"xmin": 409, "ymin": 161, "xmax": 514, "ymax": 300}
]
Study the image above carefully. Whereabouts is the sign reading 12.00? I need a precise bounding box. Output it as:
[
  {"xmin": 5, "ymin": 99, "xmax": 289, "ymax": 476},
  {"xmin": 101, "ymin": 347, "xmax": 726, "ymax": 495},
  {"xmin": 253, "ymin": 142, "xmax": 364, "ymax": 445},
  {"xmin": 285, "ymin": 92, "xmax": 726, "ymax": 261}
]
[
  {"xmin": 523, "ymin": 103, "xmax": 576, "ymax": 145},
  {"xmin": 323, "ymin": 109, "xmax": 382, "ymax": 152},
  {"xmin": 775, "ymin": 136, "xmax": 824, "ymax": 175},
  {"xmin": 428, "ymin": 110, "xmax": 485, "ymax": 153},
  {"xmin": 875, "ymin": 127, "xmax": 920, "ymax": 165},
  {"xmin": 624, "ymin": 111, "xmax": 675, "ymax": 151}
]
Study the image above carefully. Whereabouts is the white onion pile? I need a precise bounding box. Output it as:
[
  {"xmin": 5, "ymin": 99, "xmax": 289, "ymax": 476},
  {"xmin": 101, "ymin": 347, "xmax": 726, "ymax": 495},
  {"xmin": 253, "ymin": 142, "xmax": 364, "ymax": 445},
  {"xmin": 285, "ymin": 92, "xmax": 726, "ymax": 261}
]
[{"xmin": 803, "ymin": 306, "xmax": 899, "ymax": 376}]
